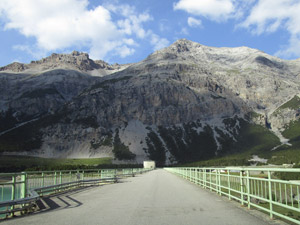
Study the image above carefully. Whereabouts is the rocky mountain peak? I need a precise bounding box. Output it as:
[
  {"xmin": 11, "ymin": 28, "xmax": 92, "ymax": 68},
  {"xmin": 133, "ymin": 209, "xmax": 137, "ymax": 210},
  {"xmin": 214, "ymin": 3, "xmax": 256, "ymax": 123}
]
[
  {"xmin": 0, "ymin": 51, "xmax": 115, "ymax": 73},
  {"xmin": 147, "ymin": 39, "xmax": 262, "ymax": 64},
  {"xmin": 0, "ymin": 62, "xmax": 29, "ymax": 72},
  {"xmin": 30, "ymin": 51, "xmax": 107, "ymax": 71},
  {"xmin": 171, "ymin": 38, "xmax": 195, "ymax": 53}
]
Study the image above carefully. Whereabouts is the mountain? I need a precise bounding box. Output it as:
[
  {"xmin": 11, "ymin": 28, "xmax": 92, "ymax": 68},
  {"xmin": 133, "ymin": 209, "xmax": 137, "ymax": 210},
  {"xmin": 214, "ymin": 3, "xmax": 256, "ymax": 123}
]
[{"xmin": 1, "ymin": 39, "xmax": 300, "ymax": 166}]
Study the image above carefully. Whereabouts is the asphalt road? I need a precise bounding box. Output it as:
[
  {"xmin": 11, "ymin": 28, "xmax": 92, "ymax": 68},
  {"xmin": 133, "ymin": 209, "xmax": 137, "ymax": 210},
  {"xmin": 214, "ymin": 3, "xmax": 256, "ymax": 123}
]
[{"xmin": 2, "ymin": 169, "xmax": 286, "ymax": 225}]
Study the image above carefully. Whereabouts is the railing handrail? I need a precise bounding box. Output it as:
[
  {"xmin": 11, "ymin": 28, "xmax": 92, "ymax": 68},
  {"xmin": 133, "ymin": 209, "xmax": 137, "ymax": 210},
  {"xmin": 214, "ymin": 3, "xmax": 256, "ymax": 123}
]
[
  {"xmin": 0, "ymin": 168, "xmax": 148, "ymax": 176},
  {"xmin": 172, "ymin": 166, "xmax": 300, "ymax": 172},
  {"xmin": 0, "ymin": 177, "xmax": 118, "ymax": 208},
  {"xmin": 0, "ymin": 168, "xmax": 153, "ymax": 218},
  {"xmin": 165, "ymin": 167, "xmax": 300, "ymax": 225}
]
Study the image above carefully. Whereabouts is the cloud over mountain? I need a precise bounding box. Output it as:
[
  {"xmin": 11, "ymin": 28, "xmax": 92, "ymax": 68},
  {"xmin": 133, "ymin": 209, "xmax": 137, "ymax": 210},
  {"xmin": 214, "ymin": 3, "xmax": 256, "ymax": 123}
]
[{"xmin": 0, "ymin": 0, "xmax": 168, "ymax": 60}]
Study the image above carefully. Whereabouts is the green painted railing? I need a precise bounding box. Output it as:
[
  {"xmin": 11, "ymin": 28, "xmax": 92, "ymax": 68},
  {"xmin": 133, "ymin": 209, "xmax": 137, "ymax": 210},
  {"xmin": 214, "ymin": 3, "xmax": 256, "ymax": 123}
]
[
  {"xmin": 165, "ymin": 167, "xmax": 300, "ymax": 224},
  {"xmin": 0, "ymin": 168, "xmax": 152, "ymax": 218}
]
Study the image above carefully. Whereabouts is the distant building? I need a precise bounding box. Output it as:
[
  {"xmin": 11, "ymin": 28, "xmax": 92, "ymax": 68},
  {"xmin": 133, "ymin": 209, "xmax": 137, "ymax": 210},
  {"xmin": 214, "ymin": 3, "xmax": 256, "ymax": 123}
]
[{"xmin": 143, "ymin": 161, "xmax": 156, "ymax": 169}]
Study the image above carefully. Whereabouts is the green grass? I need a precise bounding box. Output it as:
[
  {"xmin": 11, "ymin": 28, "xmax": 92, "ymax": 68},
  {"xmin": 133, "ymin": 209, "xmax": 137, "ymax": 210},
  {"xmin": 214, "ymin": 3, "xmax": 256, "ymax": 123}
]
[
  {"xmin": 247, "ymin": 111, "xmax": 261, "ymax": 119},
  {"xmin": 217, "ymin": 119, "xmax": 280, "ymax": 158},
  {"xmin": 113, "ymin": 129, "xmax": 136, "ymax": 160},
  {"xmin": 264, "ymin": 119, "xmax": 300, "ymax": 165},
  {"xmin": 156, "ymin": 123, "xmax": 216, "ymax": 164},
  {"xmin": 278, "ymin": 95, "xmax": 300, "ymax": 111},
  {"xmin": 267, "ymin": 149, "xmax": 300, "ymax": 165},
  {"xmin": 282, "ymin": 119, "xmax": 300, "ymax": 141},
  {"xmin": 0, "ymin": 156, "xmax": 113, "ymax": 172},
  {"xmin": 184, "ymin": 130, "xmax": 300, "ymax": 167},
  {"xmin": 273, "ymin": 95, "xmax": 300, "ymax": 116},
  {"xmin": 181, "ymin": 120, "xmax": 281, "ymax": 167},
  {"xmin": 183, "ymin": 153, "xmax": 251, "ymax": 167},
  {"xmin": 258, "ymin": 203, "xmax": 300, "ymax": 224}
]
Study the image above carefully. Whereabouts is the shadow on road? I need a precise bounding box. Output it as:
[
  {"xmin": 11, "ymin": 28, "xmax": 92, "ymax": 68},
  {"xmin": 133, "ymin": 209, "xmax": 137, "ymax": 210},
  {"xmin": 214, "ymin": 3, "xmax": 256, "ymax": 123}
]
[{"xmin": 2, "ymin": 185, "xmax": 102, "ymax": 223}]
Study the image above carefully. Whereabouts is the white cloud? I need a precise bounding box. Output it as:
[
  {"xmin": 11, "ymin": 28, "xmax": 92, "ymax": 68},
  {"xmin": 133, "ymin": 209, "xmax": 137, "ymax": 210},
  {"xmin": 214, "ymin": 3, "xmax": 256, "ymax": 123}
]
[
  {"xmin": 150, "ymin": 34, "xmax": 170, "ymax": 51},
  {"xmin": 187, "ymin": 17, "xmax": 202, "ymax": 28},
  {"xmin": 159, "ymin": 19, "xmax": 170, "ymax": 33},
  {"xmin": 13, "ymin": 44, "xmax": 47, "ymax": 60},
  {"xmin": 240, "ymin": 0, "xmax": 300, "ymax": 58},
  {"xmin": 122, "ymin": 38, "xmax": 136, "ymax": 46},
  {"xmin": 180, "ymin": 27, "xmax": 189, "ymax": 35},
  {"xmin": 172, "ymin": 0, "xmax": 300, "ymax": 59},
  {"xmin": 275, "ymin": 35, "xmax": 300, "ymax": 59},
  {"xmin": 115, "ymin": 45, "xmax": 135, "ymax": 58},
  {"xmin": 0, "ymin": 0, "xmax": 167, "ymax": 60},
  {"xmin": 174, "ymin": 0, "xmax": 235, "ymax": 22},
  {"xmin": 111, "ymin": 4, "xmax": 152, "ymax": 39}
]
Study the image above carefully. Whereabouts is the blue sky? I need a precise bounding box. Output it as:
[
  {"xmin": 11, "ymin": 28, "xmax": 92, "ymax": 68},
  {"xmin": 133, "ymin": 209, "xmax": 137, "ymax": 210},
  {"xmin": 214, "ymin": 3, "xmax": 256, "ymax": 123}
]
[{"xmin": 0, "ymin": 0, "xmax": 300, "ymax": 67}]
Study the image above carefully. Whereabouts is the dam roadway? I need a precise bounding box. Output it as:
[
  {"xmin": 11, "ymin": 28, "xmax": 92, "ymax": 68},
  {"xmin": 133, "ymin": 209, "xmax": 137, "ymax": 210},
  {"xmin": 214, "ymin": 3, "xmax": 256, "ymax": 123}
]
[{"xmin": 3, "ymin": 169, "xmax": 285, "ymax": 225}]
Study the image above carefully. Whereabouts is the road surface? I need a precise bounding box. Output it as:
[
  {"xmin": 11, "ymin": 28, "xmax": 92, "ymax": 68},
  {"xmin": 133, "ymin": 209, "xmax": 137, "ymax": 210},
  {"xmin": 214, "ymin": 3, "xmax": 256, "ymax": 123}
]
[{"xmin": 2, "ymin": 169, "xmax": 286, "ymax": 225}]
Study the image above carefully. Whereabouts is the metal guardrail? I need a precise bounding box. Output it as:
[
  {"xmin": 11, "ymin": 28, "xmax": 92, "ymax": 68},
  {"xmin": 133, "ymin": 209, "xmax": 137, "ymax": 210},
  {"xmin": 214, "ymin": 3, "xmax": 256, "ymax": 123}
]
[
  {"xmin": 0, "ymin": 168, "xmax": 152, "ymax": 218},
  {"xmin": 165, "ymin": 167, "xmax": 300, "ymax": 224}
]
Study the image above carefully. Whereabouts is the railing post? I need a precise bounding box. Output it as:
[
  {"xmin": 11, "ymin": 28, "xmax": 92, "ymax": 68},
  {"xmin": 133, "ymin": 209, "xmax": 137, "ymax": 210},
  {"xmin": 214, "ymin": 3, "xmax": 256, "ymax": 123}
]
[
  {"xmin": 186, "ymin": 168, "xmax": 188, "ymax": 180},
  {"xmin": 268, "ymin": 171, "xmax": 273, "ymax": 219},
  {"xmin": 196, "ymin": 168, "xmax": 199, "ymax": 185},
  {"xmin": 240, "ymin": 170, "xmax": 244, "ymax": 205},
  {"xmin": 201, "ymin": 169, "xmax": 204, "ymax": 187},
  {"xmin": 246, "ymin": 170, "xmax": 250, "ymax": 209},
  {"xmin": 218, "ymin": 170, "xmax": 221, "ymax": 196},
  {"xmin": 20, "ymin": 172, "xmax": 27, "ymax": 199},
  {"xmin": 215, "ymin": 170, "xmax": 218, "ymax": 193},
  {"xmin": 42, "ymin": 172, "xmax": 45, "ymax": 187},
  {"xmin": 204, "ymin": 169, "xmax": 207, "ymax": 189},
  {"xmin": 210, "ymin": 169, "xmax": 212, "ymax": 191},
  {"xmin": 82, "ymin": 171, "xmax": 85, "ymax": 187},
  {"xmin": 11, "ymin": 175, "xmax": 15, "ymax": 201},
  {"xmin": 60, "ymin": 172, "xmax": 62, "ymax": 185},
  {"xmin": 227, "ymin": 170, "xmax": 231, "ymax": 200},
  {"xmin": 69, "ymin": 171, "xmax": 72, "ymax": 189},
  {"xmin": 11, "ymin": 175, "xmax": 16, "ymax": 217},
  {"xmin": 54, "ymin": 172, "xmax": 57, "ymax": 186},
  {"xmin": 1, "ymin": 185, "xmax": 4, "ymax": 201},
  {"xmin": 115, "ymin": 169, "xmax": 118, "ymax": 182},
  {"xmin": 98, "ymin": 169, "xmax": 100, "ymax": 185}
]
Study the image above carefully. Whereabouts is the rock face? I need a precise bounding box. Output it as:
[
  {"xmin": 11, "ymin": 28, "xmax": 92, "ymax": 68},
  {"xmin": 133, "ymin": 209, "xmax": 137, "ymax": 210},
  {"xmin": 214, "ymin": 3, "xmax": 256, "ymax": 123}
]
[{"xmin": 1, "ymin": 39, "xmax": 300, "ymax": 165}]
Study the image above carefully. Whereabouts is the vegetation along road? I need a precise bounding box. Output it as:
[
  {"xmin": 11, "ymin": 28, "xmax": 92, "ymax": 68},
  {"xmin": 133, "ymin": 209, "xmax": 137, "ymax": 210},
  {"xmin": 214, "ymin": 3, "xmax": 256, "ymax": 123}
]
[{"xmin": 2, "ymin": 169, "xmax": 287, "ymax": 225}]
